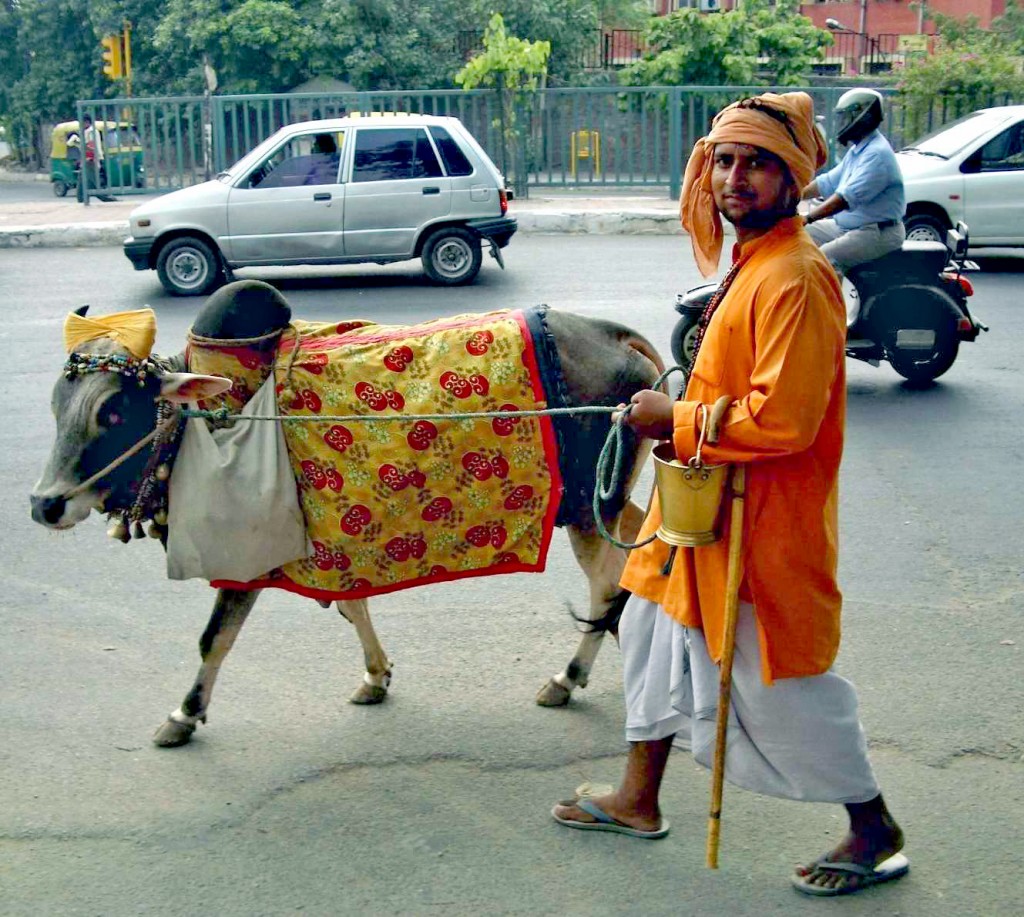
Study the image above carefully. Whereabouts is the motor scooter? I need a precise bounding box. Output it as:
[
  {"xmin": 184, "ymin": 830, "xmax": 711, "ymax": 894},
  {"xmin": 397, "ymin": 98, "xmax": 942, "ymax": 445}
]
[{"xmin": 671, "ymin": 221, "xmax": 987, "ymax": 385}]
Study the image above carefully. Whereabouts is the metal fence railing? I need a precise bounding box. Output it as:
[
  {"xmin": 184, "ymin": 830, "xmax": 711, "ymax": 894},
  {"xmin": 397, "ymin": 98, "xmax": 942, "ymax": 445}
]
[
  {"xmin": 818, "ymin": 32, "xmax": 907, "ymax": 77},
  {"xmin": 75, "ymin": 85, "xmax": 1023, "ymax": 203},
  {"xmin": 580, "ymin": 30, "xmax": 646, "ymax": 70}
]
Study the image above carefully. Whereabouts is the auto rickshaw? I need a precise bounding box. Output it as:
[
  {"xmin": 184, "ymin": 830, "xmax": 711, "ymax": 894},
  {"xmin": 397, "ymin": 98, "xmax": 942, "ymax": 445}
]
[{"xmin": 49, "ymin": 120, "xmax": 146, "ymax": 197}]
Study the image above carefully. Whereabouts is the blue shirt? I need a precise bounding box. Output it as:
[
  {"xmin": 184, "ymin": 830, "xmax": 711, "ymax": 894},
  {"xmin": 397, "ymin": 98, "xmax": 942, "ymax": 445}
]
[{"xmin": 816, "ymin": 130, "xmax": 905, "ymax": 230}]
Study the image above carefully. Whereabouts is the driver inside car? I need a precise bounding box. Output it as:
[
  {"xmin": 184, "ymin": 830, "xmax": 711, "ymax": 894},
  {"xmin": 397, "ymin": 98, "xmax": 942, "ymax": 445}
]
[
  {"xmin": 801, "ymin": 88, "xmax": 906, "ymax": 327},
  {"xmin": 304, "ymin": 133, "xmax": 340, "ymax": 185}
]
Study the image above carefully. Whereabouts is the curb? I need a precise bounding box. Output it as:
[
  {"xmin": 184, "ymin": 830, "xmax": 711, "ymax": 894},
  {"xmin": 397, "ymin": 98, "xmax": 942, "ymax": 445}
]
[
  {"xmin": 517, "ymin": 210, "xmax": 683, "ymax": 235},
  {"xmin": 0, "ymin": 210, "xmax": 688, "ymax": 249},
  {"xmin": 0, "ymin": 222, "xmax": 130, "ymax": 248}
]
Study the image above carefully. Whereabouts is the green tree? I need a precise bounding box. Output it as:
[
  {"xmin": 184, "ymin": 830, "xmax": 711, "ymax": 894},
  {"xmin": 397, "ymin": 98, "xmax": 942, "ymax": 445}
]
[
  {"xmin": 897, "ymin": 0, "xmax": 1024, "ymax": 136},
  {"xmin": 455, "ymin": 0, "xmax": 649, "ymax": 86},
  {"xmin": 151, "ymin": 0, "xmax": 316, "ymax": 94},
  {"xmin": 0, "ymin": 0, "xmax": 651, "ymax": 165},
  {"xmin": 322, "ymin": 0, "xmax": 468, "ymax": 91},
  {"xmin": 0, "ymin": 0, "xmax": 105, "ymax": 164},
  {"xmin": 456, "ymin": 12, "xmax": 550, "ymax": 197},
  {"xmin": 619, "ymin": 0, "xmax": 829, "ymax": 87}
]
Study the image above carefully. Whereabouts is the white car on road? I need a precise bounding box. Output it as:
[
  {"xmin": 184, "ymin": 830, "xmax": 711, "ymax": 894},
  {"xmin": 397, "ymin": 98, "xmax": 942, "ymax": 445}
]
[
  {"xmin": 124, "ymin": 114, "xmax": 516, "ymax": 295},
  {"xmin": 899, "ymin": 105, "xmax": 1024, "ymax": 247}
]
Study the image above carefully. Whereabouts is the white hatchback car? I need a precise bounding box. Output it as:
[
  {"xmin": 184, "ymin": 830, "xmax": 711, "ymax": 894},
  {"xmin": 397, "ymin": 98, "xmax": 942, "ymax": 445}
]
[
  {"xmin": 124, "ymin": 114, "xmax": 516, "ymax": 295},
  {"xmin": 899, "ymin": 105, "xmax": 1024, "ymax": 247}
]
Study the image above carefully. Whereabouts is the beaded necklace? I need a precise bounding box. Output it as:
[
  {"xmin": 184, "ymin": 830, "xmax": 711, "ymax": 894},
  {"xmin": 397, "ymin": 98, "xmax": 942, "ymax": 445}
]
[
  {"xmin": 64, "ymin": 351, "xmax": 180, "ymax": 544},
  {"xmin": 688, "ymin": 257, "xmax": 743, "ymax": 378},
  {"xmin": 64, "ymin": 352, "xmax": 160, "ymax": 387}
]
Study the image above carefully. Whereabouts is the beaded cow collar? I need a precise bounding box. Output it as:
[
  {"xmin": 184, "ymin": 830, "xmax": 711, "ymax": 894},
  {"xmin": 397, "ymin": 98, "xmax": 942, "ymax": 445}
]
[{"xmin": 64, "ymin": 351, "xmax": 160, "ymax": 387}]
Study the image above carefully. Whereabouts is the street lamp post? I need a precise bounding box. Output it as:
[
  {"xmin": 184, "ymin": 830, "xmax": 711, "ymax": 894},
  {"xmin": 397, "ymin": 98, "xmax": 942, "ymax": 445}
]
[
  {"xmin": 826, "ymin": 17, "xmax": 881, "ymax": 76},
  {"xmin": 858, "ymin": 0, "xmax": 869, "ymax": 64}
]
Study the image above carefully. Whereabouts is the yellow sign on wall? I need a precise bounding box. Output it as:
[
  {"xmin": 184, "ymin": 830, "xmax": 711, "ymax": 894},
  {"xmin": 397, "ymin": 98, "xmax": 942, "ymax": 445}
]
[{"xmin": 897, "ymin": 34, "xmax": 929, "ymax": 53}]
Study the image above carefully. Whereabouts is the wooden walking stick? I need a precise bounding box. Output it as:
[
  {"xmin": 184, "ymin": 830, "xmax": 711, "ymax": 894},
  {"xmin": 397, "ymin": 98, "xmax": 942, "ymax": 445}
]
[{"xmin": 704, "ymin": 396, "xmax": 746, "ymax": 869}]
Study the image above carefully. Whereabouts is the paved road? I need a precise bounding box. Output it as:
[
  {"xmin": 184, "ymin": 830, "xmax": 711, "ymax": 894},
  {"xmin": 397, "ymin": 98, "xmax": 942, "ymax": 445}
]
[{"xmin": 2, "ymin": 238, "xmax": 1023, "ymax": 916}]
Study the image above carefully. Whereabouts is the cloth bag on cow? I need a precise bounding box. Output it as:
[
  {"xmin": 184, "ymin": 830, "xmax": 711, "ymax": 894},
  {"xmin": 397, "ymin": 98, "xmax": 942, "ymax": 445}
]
[{"xmin": 167, "ymin": 376, "xmax": 309, "ymax": 581}]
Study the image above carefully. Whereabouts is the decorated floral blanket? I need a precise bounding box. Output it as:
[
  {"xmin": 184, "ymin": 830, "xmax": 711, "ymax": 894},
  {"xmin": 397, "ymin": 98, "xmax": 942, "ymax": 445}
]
[{"xmin": 186, "ymin": 310, "xmax": 562, "ymax": 602}]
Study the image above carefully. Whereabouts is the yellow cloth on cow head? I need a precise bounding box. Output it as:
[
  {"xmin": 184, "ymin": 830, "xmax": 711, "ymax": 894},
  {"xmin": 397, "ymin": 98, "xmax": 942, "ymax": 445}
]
[
  {"xmin": 63, "ymin": 308, "xmax": 157, "ymax": 360},
  {"xmin": 679, "ymin": 91, "xmax": 827, "ymax": 277}
]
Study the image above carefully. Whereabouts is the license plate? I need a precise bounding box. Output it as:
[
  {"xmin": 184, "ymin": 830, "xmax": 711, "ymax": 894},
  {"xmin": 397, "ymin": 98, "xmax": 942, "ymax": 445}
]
[{"xmin": 896, "ymin": 329, "xmax": 936, "ymax": 350}]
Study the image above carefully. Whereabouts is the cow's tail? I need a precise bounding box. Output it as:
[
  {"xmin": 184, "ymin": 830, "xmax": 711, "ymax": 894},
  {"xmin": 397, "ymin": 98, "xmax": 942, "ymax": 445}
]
[{"xmin": 624, "ymin": 331, "xmax": 666, "ymax": 377}]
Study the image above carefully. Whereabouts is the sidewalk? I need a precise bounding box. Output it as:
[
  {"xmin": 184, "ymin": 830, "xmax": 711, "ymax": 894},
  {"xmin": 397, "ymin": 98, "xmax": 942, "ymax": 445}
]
[{"xmin": 0, "ymin": 169, "xmax": 687, "ymax": 249}]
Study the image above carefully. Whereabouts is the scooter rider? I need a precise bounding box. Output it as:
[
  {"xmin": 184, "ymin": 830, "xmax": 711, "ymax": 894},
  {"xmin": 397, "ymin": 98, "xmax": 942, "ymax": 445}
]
[{"xmin": 801, "ymin": 89, "xmax": 905, "ymax": 327}]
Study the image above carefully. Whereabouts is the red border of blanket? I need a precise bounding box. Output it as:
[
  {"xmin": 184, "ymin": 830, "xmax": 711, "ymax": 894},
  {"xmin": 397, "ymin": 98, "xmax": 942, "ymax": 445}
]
[{"xmin": 210, "ymin": 310, "xmax": 565, "ymax": 601}]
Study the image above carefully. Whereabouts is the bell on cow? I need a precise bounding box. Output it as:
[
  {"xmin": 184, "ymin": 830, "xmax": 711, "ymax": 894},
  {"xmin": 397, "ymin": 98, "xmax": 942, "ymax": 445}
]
[
  {"xmin": 652, "ymin": 443, "xmax": 728, "ymax": 547},
  {"xmin": 107, "ymin": 518, "xmax": 130, "ymax": 543},
  {"xmin": 132, "ymin": 521, "xmax": 146, "ymax": 540},
  {"xmin": 154, "ymin": 508, "xmax": 168, "ymax": 525},
  {"xmin": 155, "ymin": 464, "xmax": 171, "ymax": 482},
  {"xmin": 147, "ymin": 521, "xmax": 163, "ymax": 539}
]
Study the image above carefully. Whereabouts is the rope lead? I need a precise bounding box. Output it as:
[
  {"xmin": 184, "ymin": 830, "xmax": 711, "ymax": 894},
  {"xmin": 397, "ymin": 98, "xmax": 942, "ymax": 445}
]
[{"xmin": 592, "ymin": 365, "xmax": 684, "ymax": 550}]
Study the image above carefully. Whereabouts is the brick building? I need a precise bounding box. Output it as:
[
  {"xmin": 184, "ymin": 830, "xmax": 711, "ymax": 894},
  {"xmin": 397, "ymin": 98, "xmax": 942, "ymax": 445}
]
[{"xmin": 652, "ymin": 0, "xmax": 1005, "ymax": 28}]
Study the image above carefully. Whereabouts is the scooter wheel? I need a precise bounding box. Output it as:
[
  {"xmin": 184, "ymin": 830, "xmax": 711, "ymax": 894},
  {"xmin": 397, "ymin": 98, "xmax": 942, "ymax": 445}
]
[
  {"xmin": 670, "ymin": 313, "xmax": 701, "ymax": 369},
  {"xmin": 874, "ymin": 285, "xmax": 960, "ymax": 384}
]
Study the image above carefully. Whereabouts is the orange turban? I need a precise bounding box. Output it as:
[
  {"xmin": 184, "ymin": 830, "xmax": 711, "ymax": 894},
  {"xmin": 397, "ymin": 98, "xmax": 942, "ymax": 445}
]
[
  {"xmin": 680, "ymin": 91, "xmax": 827, "ymax": 277},
  {"xmin": 63, "ymin": 308, "xmax": 157, "ymax": 360}
]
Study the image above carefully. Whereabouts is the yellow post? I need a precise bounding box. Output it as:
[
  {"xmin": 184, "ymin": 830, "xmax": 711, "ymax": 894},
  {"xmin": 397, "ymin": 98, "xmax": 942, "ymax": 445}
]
[
  {"xmin": 123, "ymin": 22, "xmax": 132, "ymax": 97},
  {"xmin": 570, "ymin": 130, "xmax": 601, "ymax": 179}
]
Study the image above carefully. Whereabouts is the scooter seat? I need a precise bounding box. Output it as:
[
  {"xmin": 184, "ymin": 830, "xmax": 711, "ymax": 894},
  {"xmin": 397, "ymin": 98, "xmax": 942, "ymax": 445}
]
[{"xmin": 848, "ymin": 242, "xmax": 948, "ymax": 285}]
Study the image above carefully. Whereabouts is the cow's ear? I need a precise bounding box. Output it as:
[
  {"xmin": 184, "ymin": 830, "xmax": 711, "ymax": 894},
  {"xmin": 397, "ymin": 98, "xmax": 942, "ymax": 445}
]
[
  {"xmin": 74, "ymin": 305, "xmax": 90, "ymax": 317},
  {"xmin": 159, "ymin": 372, "xmax": 233, "ymax": 403}
]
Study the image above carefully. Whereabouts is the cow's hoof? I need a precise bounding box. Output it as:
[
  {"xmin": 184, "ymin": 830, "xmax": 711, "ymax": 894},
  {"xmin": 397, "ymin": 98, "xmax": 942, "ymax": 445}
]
[
  {"xmin": 153, "ymin": 718, "xmax": 197, "ymax": 747},
  {"xmin": 536, "ymin": 679, "xmax": 572, "ymax": 707},
  {"xmin": 350, "ymin": 683, "xmax": 388, "ymax": 705}
]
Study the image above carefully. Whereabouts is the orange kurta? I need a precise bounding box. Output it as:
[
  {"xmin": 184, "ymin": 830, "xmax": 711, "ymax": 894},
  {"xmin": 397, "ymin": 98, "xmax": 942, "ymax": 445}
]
[{"xmin": 620, "ymin": 216, "xmax": 846, "ymax": 683}]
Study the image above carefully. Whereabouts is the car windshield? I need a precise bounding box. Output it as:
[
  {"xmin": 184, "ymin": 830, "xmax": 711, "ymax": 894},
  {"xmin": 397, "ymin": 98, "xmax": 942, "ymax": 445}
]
[{"xmin": 902, "ymin": 109, "xmax": 1020, "ymax": 159}]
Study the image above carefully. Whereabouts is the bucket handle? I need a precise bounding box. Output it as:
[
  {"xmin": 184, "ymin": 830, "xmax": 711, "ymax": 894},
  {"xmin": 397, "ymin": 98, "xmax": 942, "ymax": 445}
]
[{"xmin": 689, "ymin": 395, "xmax": 732, "ymax": 468}]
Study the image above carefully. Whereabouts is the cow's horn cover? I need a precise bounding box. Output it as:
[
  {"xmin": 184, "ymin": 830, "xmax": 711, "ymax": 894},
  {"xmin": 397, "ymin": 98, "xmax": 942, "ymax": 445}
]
[{"xmin": 64, "ymin": 308, "xmax": 157, "ymax": 360}]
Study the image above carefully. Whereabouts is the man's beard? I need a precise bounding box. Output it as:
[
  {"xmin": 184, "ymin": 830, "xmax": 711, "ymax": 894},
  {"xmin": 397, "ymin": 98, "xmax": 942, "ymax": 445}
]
[{"xmin": 722, "ymin": 200, "xmax": 798, "ymax": 230}]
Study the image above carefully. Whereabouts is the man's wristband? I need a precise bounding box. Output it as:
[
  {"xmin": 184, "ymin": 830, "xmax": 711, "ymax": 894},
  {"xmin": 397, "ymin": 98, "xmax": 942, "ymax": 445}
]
[{"xmin": 806, "ymin": 212, "xmax": 818, "ymax": 224}]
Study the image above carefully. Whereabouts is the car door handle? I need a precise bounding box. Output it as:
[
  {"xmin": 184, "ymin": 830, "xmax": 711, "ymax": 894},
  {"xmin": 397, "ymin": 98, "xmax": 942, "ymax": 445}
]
[
  {"xmin": 313, "ymin": 192, "xmax": 331, "ymax": 201},
  {"xmin": 422, "ymin": 187, "xmax": 441, "ymax": 195}
]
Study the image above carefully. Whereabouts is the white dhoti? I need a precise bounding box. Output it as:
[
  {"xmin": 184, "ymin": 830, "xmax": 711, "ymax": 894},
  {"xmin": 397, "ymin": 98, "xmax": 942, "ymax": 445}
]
[{"xmin": 620, "ymin": 594, "xmax": 879, "ymax": 805}]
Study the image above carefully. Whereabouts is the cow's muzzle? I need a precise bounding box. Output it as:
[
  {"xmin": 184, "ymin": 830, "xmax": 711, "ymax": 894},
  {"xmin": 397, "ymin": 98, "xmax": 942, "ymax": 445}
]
[
  {"xmin": 29, "ymin": 491, "xmax": 93, "ymax": 529},
  {"xmin": 30, "ymin": 493, "xmax": 68, "ymax": 526}
]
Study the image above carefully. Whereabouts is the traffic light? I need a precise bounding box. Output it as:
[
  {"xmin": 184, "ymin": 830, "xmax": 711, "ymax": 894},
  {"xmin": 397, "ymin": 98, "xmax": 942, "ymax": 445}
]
[{"xmin": 101, "ymin": 34, "xmax": 123, "ymax": 80}]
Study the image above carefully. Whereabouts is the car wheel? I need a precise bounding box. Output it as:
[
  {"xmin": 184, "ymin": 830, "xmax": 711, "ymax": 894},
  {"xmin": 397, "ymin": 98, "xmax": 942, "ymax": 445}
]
[
  {"xmin": 156, "ymin": 236, "xmax": 223, "ymax": 297},
  {"xmin": 53, "ymin": 181, "xmax": 69, "ymax": 198},
  {"xmin": 904, "ymin": 213, "xmax": 947, "ymax": 244},
  {"xmin": 422, "ymin": 228, "xmax": 483, "ymax": 285}
]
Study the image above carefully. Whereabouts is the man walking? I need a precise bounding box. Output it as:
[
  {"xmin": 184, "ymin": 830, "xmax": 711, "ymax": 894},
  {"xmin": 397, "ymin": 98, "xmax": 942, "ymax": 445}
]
[{"xmin": 551, "ymin": 91, "xmax": 908, "ymax": 898}]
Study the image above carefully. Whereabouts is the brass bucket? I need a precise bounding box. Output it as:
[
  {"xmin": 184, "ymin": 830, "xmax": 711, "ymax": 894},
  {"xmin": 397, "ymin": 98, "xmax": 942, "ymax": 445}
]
[
  {"xmin": 653, "ymin": 443, "xmax": 729, "ymax": 546},
  {"xmin": 650, "ymin": 397, "xmax": 734, "ymax": 548}
]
